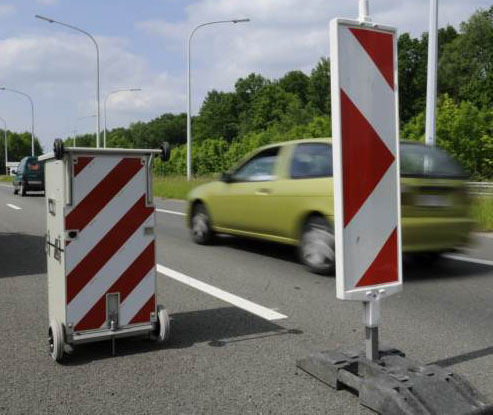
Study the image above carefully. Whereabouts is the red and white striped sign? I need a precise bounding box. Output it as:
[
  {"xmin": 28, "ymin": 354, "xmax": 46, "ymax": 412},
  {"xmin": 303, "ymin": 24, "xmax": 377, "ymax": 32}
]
[
  {"xmin": 65, "ymin": 154, "xmax": 156, "ymax": 331},
  {"xmin": 330, "ymin": 19, "xmax": 402, "ymax": 301}
]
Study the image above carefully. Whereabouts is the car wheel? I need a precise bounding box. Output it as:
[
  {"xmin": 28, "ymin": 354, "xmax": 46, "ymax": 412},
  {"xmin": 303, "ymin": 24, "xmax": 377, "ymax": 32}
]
[
  {"xmin": 13, "ymin": 186, "xmax": 18, "ymax": 195},
  {"xmin": 154, "ymin": 305, "xmax": 171, "ymax": 344},
  {"xmin": 48, "ymin": 319, "xmax": 65, "ymax": 362},
  {"xmin": 191, "ymin": 203, "xmax": 214, "ymax": 245},
  {"xmin": 20, "ymin": 182, "xmax": 26, "ymax": 197},
  {"xmin": 299, "ymin": 216, "xmax": 335, "ymax": 275}
]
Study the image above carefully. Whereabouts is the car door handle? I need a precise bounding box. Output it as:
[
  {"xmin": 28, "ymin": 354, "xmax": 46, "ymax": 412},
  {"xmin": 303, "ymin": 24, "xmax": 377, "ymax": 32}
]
[{"xmin": 255, "ymin": 188, "xmax": 272, "ymax": 195}]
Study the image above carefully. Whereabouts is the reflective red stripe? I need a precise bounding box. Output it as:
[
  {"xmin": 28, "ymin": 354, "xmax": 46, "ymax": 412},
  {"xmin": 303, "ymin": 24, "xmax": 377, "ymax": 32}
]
[
  {"xmin": 341, "ymin": 90, "xmax": 395, "ymax": 227},
  {"xmin": 130, "ymin": 295, "xmax": 155, "ymax": 325},
  {"xmin": 73, "ymin": 157, "xmax": 94, "ymax": 177},
  {"xmin": 66, "ymin": 157, "xmax": 143, "ymax": 232},
  {"xmin": 349, "ymin": 28, "xmax": 394, "ymax": 89},
  {"xmin": 74, "ymin": 242, "xmax": 155, "ymax": 331},
  {"xmin": 67, "ymin": 195, "xmax": 153, "ymax": 303},
  {"xmin": 356, "ymin": 228, "xmax": 398, "ymax": 287}
]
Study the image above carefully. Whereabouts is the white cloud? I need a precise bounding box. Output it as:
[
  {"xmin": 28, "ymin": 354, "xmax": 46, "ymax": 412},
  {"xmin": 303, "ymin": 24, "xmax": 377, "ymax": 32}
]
[
  {"xmin": 136, "ymin": 0, "xmax": 489, "ymax": 116},
  {"xmin": 0, "ymin": 4, "xmax": 15, "ymax": 17},
  {"xmin": 36, "ymin": 0, "xmax": 59, "ymax": 5},
  {"xmin": 0, "ymin": 34, "xmax": 185, "ymax": 149}
]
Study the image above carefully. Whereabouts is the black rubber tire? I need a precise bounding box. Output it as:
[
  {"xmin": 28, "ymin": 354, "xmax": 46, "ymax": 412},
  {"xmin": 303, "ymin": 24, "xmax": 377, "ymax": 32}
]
[
  {"xmin": 54, "ymin": 138, "xmax": 64, "ymax": 160},
  {"xmin": 13, "ymin": 186, "xmax": 18, "ymax": 195},
  {"xmin": 20, "ymin": 182, "xmax": 26, "ymax": 197},
  {"xmin": 299, "ymin": 216, "xmax": 335, "ymax": 275},
  {"xmin": 48, "ymin": 319, "xmax": 65, "ymax": 362},
  {"xmin": 191, "ymin": 203, "xmax": 214, "ymax": 245}
]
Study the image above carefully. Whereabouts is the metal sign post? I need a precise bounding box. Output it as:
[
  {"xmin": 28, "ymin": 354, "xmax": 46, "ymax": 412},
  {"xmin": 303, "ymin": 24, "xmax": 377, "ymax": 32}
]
[{"xmin": 297, "ymin": 3, "xmax": 491, "ymax": 413}]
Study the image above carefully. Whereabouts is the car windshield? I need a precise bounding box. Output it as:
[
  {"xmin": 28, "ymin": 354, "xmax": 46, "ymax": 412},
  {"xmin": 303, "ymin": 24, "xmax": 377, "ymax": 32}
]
[{"xmin": 400, "ymin": 144, "xmax": 467, "ymax": 178}]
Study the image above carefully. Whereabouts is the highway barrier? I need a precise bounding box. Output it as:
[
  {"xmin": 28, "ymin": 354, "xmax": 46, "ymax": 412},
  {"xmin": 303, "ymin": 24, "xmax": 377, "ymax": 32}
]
[{"xmin": 41, "ymin": 139, "xmax": 171, "ymax": 362}]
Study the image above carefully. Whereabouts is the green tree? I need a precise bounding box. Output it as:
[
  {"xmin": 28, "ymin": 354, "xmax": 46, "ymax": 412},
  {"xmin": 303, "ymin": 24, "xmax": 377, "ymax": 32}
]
[
  {"xmin": 402, "ymin": 94, "xmax": 493, "ymax": 180},
  {"xmin": 307, "ymin": 58, "xmax": 330, "ymax": 115},
  {"xmin": 194, "ymin": 91, "xmax": 238, "ymax": 142},
  {"xmin": 398, "ymin": 26, "xmax": 457, "ymax": 124},
  {"xmin": 279, "ymin": 70, "xmax": 310, "ymax": 105},
  {"xmin": 439, "ymin": 6, "xmax": 493, "ymax": 109}
]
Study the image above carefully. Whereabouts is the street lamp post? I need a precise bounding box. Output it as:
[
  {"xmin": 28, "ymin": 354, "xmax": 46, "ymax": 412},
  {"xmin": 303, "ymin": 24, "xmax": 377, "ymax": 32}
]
[
  {"xmin": 0, "ymin": 87, "xmax": 35, "ymax": 156},
  {"xmin": 104, "ymin": 88, "xmax": 141, "ymax": 148},
  {"xmin": 35, "ymin": 15, "xmax": 102, "ymax": 148},
  {"xmin": 74, "ymin": 114, "xmax": 96, "ymax": 147},
  {"xmin": 0, "ymin": 116, "xmax": 7, "ymax": 175},
  {"xmin": 358, "ymin": 0, "xmax": 370, "ymax": 21},
  {"xmin": 425, "ymin": 0, "xmax": 439, "ymax": 146},
  {"xmin": 187, "ymin": 18, "xmax": 250, "ymax": 180}
]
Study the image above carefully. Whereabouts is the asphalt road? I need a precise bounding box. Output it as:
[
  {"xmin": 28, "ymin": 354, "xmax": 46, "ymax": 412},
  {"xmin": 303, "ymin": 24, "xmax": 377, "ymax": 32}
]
[{"xmin": 1, "ymin": 182, "xmax": 493, "ymax": 414}]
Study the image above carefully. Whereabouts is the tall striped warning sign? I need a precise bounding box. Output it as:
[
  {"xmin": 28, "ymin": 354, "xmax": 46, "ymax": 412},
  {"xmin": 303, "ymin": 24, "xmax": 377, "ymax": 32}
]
[
  {"xmin": 65, "ymin": 155, "xmax": 156, "ymax": 331},
  {"xmin": 330, "ymin": 19, "xmax": 402, "ymax": 301}
]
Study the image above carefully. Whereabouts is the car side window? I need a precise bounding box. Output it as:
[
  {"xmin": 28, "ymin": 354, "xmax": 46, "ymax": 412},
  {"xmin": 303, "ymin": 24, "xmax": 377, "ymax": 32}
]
[
  {"xmin": 232, "ymin": 147, "xmax": 280, "ymax": 182},
  {"xmin": 17, "ymin": 159, "xmax": 26, "ymax": 173},
  {"xmin": 290, "ymin": 143, "xmax": 333, "ymax": 179}
]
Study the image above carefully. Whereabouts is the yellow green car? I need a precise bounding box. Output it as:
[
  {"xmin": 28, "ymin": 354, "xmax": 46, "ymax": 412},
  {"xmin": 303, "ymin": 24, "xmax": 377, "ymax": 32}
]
[{"xmin": 187, "ymin": 139, "xmax": 473, "ymax": 274}]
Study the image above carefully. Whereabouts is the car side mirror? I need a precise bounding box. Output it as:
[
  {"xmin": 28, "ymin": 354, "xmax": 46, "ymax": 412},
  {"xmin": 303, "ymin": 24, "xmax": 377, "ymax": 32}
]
[
  {"xmin": 221, "ymin": 172, "xmax": 233, "ymax": 183},
  {"xmin": 11, "ymin": 170, "xmax": 16, "ymax": 175}
]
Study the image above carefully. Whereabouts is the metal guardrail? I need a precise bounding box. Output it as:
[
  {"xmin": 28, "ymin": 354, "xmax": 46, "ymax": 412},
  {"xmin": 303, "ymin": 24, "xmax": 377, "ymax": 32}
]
[{"xmin": 467, "ymin": 182, "xmax": 493, "ymax": 197}]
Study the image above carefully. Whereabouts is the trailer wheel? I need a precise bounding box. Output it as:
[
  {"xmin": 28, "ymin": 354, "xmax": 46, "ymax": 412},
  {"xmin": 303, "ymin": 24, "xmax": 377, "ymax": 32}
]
[
  {"xmin": 155, "ymin": 305, "xmax": 171, "ymax": 344},
  {"xmin": 48, "ymin": 319, "xmax": 65, "ymax": 362}
]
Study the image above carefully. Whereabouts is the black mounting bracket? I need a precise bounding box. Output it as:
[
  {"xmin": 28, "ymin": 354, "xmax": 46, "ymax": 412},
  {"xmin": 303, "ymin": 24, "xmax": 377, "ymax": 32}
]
[{"xmin": 297, "ymin": 346, "xmax": 493, "ymax": 415}]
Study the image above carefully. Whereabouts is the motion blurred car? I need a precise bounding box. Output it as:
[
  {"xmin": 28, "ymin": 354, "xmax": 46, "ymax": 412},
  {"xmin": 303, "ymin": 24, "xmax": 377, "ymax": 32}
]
[
  {"xmin": 12, "ymin": 156, "xmax": 44, "ymax": 196},
  {"xmin": 187, "ymin": 139, "xmax": 473, "ymax": 274}
]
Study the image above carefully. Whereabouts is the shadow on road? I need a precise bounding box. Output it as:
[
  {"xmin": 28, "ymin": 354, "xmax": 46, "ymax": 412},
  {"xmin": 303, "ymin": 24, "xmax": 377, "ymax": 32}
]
[
  {"xmin": 168, "ymin": 306, "xmax": 301, "ymax": 349},
  {"xmin": 403, "ymin": 255, "xmax": 493, "ymax": 282},
  {"xmin": 0, "ymin": 232, "xmax": 46, "ymax": 278},
  {"xmin": 61, "ymin": 306, "xmax": 301, "ymax": 366},
  {"xmin": 431, "ymin": 345, "xmax": 493, "ymax": 368},
  {"xmin": 214, "ymin": 235, "xmax": 300, "ymax": 265}
]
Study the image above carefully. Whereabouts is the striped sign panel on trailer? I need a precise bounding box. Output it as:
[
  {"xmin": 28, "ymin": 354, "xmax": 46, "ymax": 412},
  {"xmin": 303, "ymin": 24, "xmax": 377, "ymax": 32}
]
[
  {"xmin": 330, "ymin": 19, "xmax": 403, "ymax": 301},
  {"xmin": 65, "ymin": 155, "xmax": 156, "ymax": 332}
]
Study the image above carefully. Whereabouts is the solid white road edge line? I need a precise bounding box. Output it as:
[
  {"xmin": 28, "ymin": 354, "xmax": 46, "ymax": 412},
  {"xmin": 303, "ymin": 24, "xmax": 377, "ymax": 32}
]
[
  {"xmin": 6, "ymin": 204, "xmax": 22, "ymax": 210},
  {"xmin": 156, "ymin": 209, "xmax": 186, "ymax": 216},
  {"xmin": 156, "ymin": 264, "xmax": 288, "ymax": 321},
  {"xmin": 0, "ymin": 184, "xmax": 11, "ymax": 188},
  {"xmin": 444, "ymin": 254, "xmax": 493, "ymax": 267}
]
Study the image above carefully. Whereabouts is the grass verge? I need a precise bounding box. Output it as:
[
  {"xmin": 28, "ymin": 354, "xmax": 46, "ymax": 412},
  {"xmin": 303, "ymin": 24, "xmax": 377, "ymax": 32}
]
[
  {"xmin": 0, "ymin": 175, "xmax": 11, "ymax": 182},
  {"xmin": 471, "ymin": 197, "xmax": 493, "ymax": 232},
  {"xmin": 153, "ymin": 176, "xmax": 213, "ymax": 200}
]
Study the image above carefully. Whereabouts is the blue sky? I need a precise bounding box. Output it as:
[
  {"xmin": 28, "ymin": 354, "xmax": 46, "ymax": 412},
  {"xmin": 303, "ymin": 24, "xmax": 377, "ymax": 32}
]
[{"xmin": 0, "ymin": 0, "xmax": 490, "ymax": 150}]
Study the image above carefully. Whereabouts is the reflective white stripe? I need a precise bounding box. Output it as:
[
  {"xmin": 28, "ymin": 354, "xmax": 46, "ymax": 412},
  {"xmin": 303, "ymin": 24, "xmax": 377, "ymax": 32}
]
[
  {"xmin": 119, "ymin": 269, "xmax": 155, "ymax": 326},
  {"xmin": 156, "ymin": 209, "xmax": 186, "ymax": 216},
  {"xmin": 339, "ymin": 26, "xmax": 396, "ymax": 155},
  {"xmin": 6, "ymin": 204, "xmax": 21, "ymax": 210},
  {"xmin": 342, "ymin": 162, "xmax": 398, "ymax": 289},
  {"xmin": 67, "ymin": 216, "xmax": 154, "ymax": 326},
  {"xmin": 65, "ymin": 169, "xmax": 147, "ymax": 274},
  {"xmin": 68, "ymin": 156, "xmax": 122, "ymax": 211},
  {"xmin": 444, "ymin": 254, "xmax": 493, "ymax": 267},
  {"xmin": 157, "ymin": 265, "xmax": 288, "ymax": 321}
]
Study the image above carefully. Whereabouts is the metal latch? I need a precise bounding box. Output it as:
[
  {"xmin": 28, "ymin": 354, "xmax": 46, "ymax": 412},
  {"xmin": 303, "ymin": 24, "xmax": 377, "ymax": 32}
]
[
  {"xmin": 48, "ymin": 198, "xmax": 56, "ymax": 216},
  {"xmin": 106, "ymin": 293, "xmax": 120, "ymax": 330},
  {"xmin": 46, "ymin": 235, "xmax": 64, "ymax": 262}
]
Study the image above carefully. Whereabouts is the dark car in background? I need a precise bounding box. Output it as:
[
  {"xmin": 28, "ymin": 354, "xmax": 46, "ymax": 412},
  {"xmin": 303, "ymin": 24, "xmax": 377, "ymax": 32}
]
[{"xmin": 12, "ymin": 156, "xmax": 44, "ymax": 196}]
